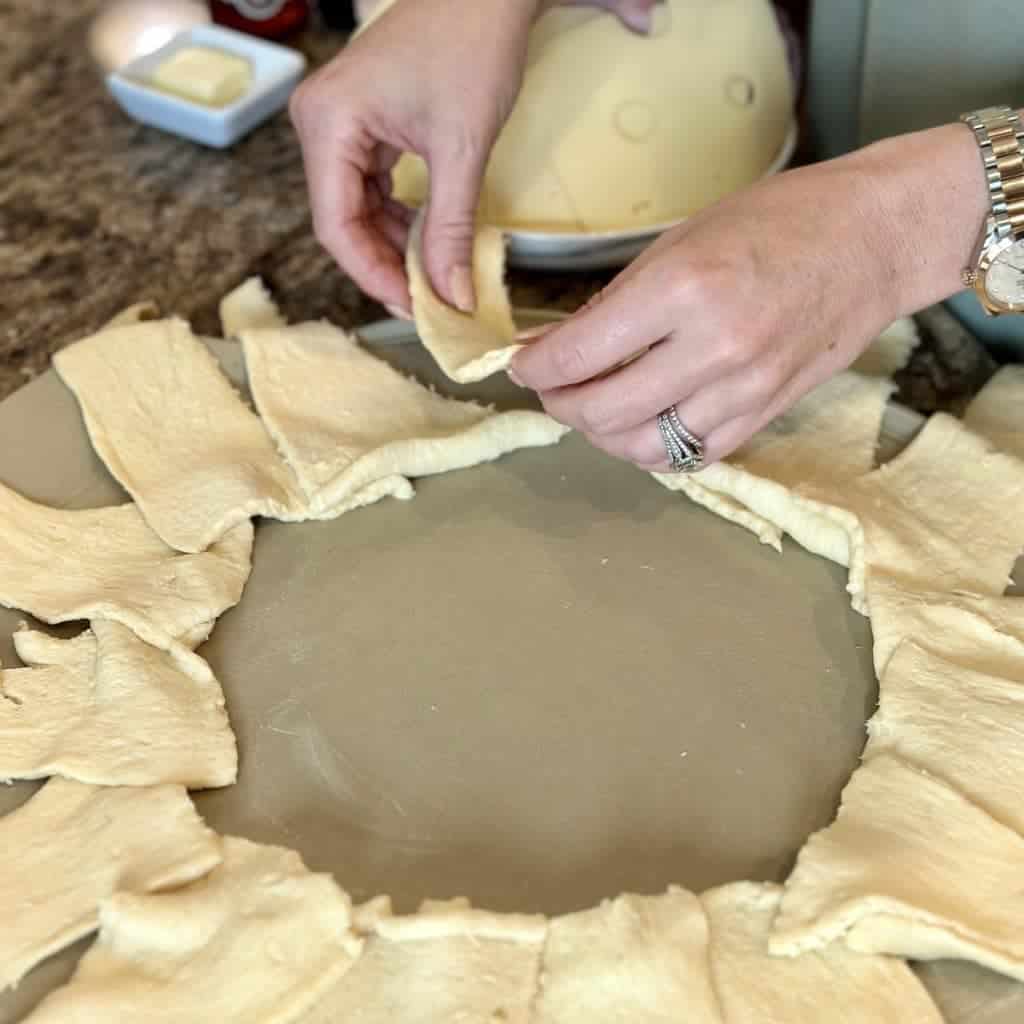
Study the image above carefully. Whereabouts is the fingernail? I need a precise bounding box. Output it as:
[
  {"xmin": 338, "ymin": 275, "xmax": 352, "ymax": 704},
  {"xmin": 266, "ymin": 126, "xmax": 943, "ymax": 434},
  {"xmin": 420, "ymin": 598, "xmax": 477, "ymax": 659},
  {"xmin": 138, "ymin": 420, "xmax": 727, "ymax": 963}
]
[
  {"xmin": 449, "ymin": 266, "xmax": 476, "ymax": 314},
  {"xmin": 385, "ymin": 303, "xmax": 412, "ymax": 321},
  {"xmin": 507, "ymin": 365, "xmax": 524, "ymax": 386}
]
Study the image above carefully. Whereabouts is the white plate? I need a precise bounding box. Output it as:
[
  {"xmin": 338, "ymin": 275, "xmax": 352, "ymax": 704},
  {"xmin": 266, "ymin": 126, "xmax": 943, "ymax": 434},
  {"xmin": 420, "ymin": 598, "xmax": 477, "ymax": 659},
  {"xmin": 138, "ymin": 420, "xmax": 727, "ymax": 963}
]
[
  {"xmin": 106, "ymin": 25, "xmax": 306, "ymax": 148},
  {"xmin": 505, "ymin": 121, "xmax": 798, "ymax": 271}
]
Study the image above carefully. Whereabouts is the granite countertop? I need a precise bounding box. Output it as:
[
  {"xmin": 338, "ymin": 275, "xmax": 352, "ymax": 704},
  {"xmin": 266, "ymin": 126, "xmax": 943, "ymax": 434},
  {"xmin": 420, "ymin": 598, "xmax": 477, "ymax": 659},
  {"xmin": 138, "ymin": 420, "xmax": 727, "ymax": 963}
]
[{"xmin": 0, "ymin": 0, "xmax": 995, "ymax": 408}]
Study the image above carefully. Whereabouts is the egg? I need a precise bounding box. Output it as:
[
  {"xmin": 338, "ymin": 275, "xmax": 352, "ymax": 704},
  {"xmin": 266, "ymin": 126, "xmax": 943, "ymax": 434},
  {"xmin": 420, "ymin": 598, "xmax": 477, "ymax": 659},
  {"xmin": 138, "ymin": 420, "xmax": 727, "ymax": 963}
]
[{"xmin": 386, "ymin": 0, "xmax": 793, "ymax": 233}]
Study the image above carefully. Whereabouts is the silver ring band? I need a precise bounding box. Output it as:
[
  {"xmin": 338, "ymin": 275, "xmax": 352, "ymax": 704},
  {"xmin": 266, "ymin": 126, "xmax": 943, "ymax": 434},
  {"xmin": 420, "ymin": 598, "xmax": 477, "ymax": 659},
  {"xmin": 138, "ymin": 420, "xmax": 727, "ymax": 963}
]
[{"xmin": 657, "ymin": 406, "xmax": 705, "ymax": 473}]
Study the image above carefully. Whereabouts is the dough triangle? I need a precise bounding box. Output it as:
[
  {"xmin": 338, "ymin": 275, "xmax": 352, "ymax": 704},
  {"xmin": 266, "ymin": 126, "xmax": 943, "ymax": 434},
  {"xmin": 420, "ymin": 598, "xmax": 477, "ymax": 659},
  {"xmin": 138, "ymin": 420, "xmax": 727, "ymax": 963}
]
[
  {"xmin": 0, "ymin": 481, "xmax": 253, "ymax": 651},
  {"xmin": 849, "ymin": 412, "xmax": 1024, "ymax": 608},
  {"xmin": 866, "ymin": 575, "xmax": 1024, "ymax": 677},
  {"xmin": 305, "ymin": 897, "xmax": 545, "ymax": 1023},
  {"xmin": 532, "ymin": 887, "xmax": 723, "ymax": 1024},
  {"xmin": 24, "ymin": 837, "xmax": 359, "ymax": 1024},
  {"xmin": 771, "ymin": 754, "xmax": 1024, "ymax": 982},
  {"xmin": 668, "ymin": 408, "xmax": 1024, "ymax": 616},
  {"xmin": 0, "ymin": 778, "xmax": 220, "ymax": 991},
  {"xmin": 964, "ymin": 364, "xmax": 1024, "ymax": 459},
  {"xmin": 219, "ymin": 276, "xmax": 286, "ymax": 339},
  {"xmin": 655, "ymin": 369, "xmax": 893, "ymax": 557},
  {"xmin": 865, "ymin": 639, "xmax": 1024, "ymax": 837},
  {"xmin": 702, "ymin": 881, "xmax": 943, "ymax": 1024},
  {"xmin": 0, "ymin": 620, "xmax": 236, "ymax": 789},
  {"xmin": 54, "ymin": 318, "xmax": 307, "ymax": 553},
  {"xmin": 407, "ymin": 211, "xmax": 523, "ymax": 383},
  {"xmin": 240, "ymin": 321, "xmax": 568, "ymax": 518}
]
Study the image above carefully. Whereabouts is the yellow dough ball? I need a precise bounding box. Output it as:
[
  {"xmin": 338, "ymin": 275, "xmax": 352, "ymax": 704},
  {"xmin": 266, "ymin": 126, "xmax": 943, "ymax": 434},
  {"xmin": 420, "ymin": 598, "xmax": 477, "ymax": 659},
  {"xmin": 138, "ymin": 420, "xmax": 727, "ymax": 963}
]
[{"xmin": 389, "ymin": 0, "xmax": 794, "ymax": 233}]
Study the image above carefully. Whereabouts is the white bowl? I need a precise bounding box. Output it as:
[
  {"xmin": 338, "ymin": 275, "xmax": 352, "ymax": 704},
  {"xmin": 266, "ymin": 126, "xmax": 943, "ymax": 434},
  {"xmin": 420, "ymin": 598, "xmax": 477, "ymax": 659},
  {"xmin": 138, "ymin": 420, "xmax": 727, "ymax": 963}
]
[{"xmin": 106, "ymin": 24, "xmax": 306, "ymax": 148}]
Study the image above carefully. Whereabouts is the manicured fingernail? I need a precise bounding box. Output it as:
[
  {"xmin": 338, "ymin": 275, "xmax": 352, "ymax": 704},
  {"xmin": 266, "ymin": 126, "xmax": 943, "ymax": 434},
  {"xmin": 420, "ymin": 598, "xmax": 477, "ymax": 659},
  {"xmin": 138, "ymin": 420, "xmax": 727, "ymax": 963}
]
[
  {"xmin": 449, "ymin": 265, "xmax": 476, "ymax": 314},
  {"xmin": 385, "ymin": 303, "xmax": 411, "ymax": 321}
]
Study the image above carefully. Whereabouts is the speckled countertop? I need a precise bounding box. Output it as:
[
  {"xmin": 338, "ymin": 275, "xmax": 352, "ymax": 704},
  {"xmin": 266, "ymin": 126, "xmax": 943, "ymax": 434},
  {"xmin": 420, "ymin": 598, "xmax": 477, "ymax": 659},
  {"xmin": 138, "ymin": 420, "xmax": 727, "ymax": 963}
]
[{"xmin": 0, "ymin": 0, "xmax": 995, "ymax": 407}]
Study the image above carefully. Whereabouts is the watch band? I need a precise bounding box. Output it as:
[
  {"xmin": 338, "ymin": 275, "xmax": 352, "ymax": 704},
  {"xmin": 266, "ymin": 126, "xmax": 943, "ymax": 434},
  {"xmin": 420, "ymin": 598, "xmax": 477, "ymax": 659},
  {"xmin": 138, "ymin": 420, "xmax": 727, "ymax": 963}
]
[{"xmin": 960, "ymin": 105, "xmax": 1024, "ymax": 243}]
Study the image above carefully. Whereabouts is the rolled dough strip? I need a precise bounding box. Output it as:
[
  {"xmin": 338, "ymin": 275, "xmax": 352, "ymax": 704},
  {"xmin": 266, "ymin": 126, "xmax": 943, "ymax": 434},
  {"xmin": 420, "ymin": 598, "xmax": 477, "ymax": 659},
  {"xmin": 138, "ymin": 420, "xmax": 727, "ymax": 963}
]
[
  {"xmin": 407, "ymin": 210, "xmax": 522, "ymax": 383},
  {"xmin": 725, "ymin": 366, "xmax": 894, "ymax": 493},
  {"xmin": 219, "ymin": 276, "xmax": 286, "ymax": 339},
  {"xmin": 531, "ymin": 887, "xmax": 724, "ymax": 1024},
  {"xmin": 654, "ymin": 316, "xmax": 931, "ymax": 560},
  {"xmin": 770, "ymin": 754, "xmax": 1024, "ymax": 982},
  {"xmin": 54, "ymin": 318, "xmax": 307, "ymax": 553},
  {"xmin": 657, "ymin": 463, "xmax": 858, "ymax": 579},
  {"xmin": 847, "ymin": 411, "xmax": 1024, "ymax": 607},
  {"xmin": 964, "ymin": 364, "xmax": 1024, "ymax": 459},
  {"xmin": 865, "ymin": 639, "xmax": 1024, "ymax": 837},
  {"xmin": 24, "ymin": 837, "xmax": 360, "ymax": 1024},
  {"xmin": 0, "ymin": 480, "xmax": 253, "ymax": 651},
  {"xmin": 659, "ymin": 475, "xmax": 783, "ymax": 550},
  {"xmin": 865, "ymin": 575, "xmax": 1024, "ymax": 677},
  {"xmin": 654, "ymin": 369, "xmax": 893, "ymax": 558},
  {"xmin": 241, "ymin": 322, "xmax": 568, "ymax": 517},
  {"xmin": 0, "ymin": 620, "xmax": 237, "ymax": 789},
  {"xmin": 702, "ymin": 881, "xmax": 943, "ymax": 1024},
  {"xmin": 673, "ymin": 409, "xmax": 1024, "ymax": 615},
  {"xmin": 0, "ymin": 777, "xmax": 220, "ymax": 992},
  {"xmin": 304, "ymin": 897, "xmax": 545, "ymax": 1024}
]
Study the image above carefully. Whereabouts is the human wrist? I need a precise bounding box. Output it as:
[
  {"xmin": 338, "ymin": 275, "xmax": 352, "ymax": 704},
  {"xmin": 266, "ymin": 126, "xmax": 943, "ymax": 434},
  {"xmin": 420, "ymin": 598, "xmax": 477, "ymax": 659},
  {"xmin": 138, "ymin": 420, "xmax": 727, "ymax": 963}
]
[{"xmin": 851, "ymin": 120, "xmax": 992, "ymax": 318}]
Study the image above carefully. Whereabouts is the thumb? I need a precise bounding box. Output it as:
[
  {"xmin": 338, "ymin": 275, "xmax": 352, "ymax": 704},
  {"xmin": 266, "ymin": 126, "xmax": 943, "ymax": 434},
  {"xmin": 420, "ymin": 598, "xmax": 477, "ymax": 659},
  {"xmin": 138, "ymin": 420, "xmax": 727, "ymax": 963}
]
[{"xmin": 422, "ymin": 137, "xmax": 491, "ymax": 313}]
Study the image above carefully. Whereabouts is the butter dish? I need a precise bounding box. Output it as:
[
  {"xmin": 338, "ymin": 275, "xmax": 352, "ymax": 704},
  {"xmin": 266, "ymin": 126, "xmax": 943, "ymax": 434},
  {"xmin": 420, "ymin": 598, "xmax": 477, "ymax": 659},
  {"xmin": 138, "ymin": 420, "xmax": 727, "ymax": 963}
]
[{"xmin": 106, "ymin": 24, "xmax": 306, "ymax": 148}]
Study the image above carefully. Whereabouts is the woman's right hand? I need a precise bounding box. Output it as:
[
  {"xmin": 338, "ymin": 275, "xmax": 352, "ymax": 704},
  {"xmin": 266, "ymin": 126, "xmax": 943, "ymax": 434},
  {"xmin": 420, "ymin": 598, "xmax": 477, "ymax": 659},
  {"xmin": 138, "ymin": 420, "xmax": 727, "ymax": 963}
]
[
  {"xmin": 290, "ymin": 0, "xmax": 541, "ymax": 315},
  {"xmin": 291, "ymin": 0, "xmax": 659, "ymax": 315}
]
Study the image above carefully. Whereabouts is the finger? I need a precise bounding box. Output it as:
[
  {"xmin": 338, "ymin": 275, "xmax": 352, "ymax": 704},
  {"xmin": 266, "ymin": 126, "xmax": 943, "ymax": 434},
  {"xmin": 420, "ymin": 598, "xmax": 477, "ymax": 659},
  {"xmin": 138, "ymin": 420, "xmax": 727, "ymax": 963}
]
[
  {"xmin": 580, "ymin": 421, "xmax": 668, "ymax": 470},
  {"xmin": 384, "ymin": 196, "xmax": 415, "ymax": 226},
  {"xmin": 374, "ymin": 206, "xmax": 412, "ymax": 255},
  {"xmin": 628, "ymin": 356, "xmax": 832, "ymax": 472},
  {"xmin": 364, "ymin": 177, "xmax": 414, "ymax": 253},
  {"xmin": 423, "ymin": 135, "xmax": 492, "ymax": 312},
  {"xmin": 304, "ymin": 132, "xmax": 410, "ymax": 310},
  {"xmin": 511, "ymin": 268, "xmax": 682, "ymax": 392},
  {"xmin": 576, "ymin": 357, "xmax": 788, "ymax": 471},
  {"xmin": 536, "ymin": 329, "xmax": 768, "ymax": 437},
  {"xmin": 579, "ymin": 408, "xmax": 733, "ymax": 472},
  {"xmin": 509, "ymin": 225, "xmax": 676, "ymax": 343}
]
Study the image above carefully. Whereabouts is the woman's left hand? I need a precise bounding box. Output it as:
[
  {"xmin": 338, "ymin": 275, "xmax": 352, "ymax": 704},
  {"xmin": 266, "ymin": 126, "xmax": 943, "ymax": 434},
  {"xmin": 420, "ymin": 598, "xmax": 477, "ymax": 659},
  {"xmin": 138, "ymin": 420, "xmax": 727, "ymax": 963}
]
[{"xmin": 510, "ymin": 124, "xmax": 986, "ymax": 470}]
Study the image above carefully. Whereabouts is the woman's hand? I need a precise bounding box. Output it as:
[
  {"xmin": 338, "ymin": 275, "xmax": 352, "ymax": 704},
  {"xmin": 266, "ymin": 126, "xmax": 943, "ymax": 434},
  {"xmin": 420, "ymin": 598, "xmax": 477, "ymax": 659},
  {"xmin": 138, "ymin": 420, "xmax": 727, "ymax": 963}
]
[
  {"xmin": 291, "ymin": 0, "xmax": 660, "ymax": 315},
  {"xmin": 290, "ymin": 0, "xmax": 538, "ymax": 315},
  {"xmin": 510, "ymin": 123, "xmax": 988, "ymax": 470}
]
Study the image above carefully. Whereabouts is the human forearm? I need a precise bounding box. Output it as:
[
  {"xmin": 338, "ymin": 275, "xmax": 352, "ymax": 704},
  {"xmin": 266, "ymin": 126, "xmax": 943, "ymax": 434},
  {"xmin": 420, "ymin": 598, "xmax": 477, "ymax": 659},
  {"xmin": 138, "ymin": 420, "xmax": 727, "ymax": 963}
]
[
  {"xmin": 509, "ymin": 111, "xmax": 1005, "ymax": 471},
  {"xmin": 852, "ymin": 119, "xmax": 994, "ymax": 318}
]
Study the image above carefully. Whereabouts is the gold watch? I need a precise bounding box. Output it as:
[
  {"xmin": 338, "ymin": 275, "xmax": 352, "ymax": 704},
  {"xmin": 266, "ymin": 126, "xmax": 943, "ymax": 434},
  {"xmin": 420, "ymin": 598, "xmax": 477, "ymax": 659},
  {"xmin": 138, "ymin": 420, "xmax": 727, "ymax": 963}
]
[{"xmin": 960, "ymin": 105, "xmax": 1024, "ymax": 315}]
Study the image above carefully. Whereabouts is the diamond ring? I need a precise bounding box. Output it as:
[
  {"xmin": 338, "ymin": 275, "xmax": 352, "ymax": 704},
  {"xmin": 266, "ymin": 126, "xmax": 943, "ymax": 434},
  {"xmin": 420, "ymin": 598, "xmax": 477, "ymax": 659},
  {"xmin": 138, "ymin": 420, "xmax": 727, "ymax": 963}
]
[{"xmin": 656, "ymin": 406, "xmax": 705, "ymax": 473}]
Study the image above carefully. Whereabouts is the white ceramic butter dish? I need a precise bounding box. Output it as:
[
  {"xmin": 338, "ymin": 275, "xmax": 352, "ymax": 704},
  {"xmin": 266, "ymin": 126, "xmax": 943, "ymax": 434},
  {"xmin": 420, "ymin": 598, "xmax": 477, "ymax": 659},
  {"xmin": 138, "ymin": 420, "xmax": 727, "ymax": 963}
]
[{"xmin": 106, "ymin": 24, "xmax": 306, "ymax": 148}]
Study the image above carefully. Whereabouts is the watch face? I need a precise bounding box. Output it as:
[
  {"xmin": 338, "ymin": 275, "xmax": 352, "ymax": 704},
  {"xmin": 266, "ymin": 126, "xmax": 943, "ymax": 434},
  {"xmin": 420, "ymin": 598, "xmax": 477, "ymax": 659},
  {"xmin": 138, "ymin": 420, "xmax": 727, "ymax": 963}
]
[{"xmin": 984, "ymin": 238, "xmax": 1024, "ymax": 310}]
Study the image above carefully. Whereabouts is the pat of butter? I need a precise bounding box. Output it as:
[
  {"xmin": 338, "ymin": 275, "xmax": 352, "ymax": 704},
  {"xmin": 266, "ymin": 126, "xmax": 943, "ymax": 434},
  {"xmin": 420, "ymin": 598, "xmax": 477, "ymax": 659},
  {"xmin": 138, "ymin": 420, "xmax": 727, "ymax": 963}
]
[{"xmin": 150, "ymin": 46, "xmax": 252, "ymax": 107}]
